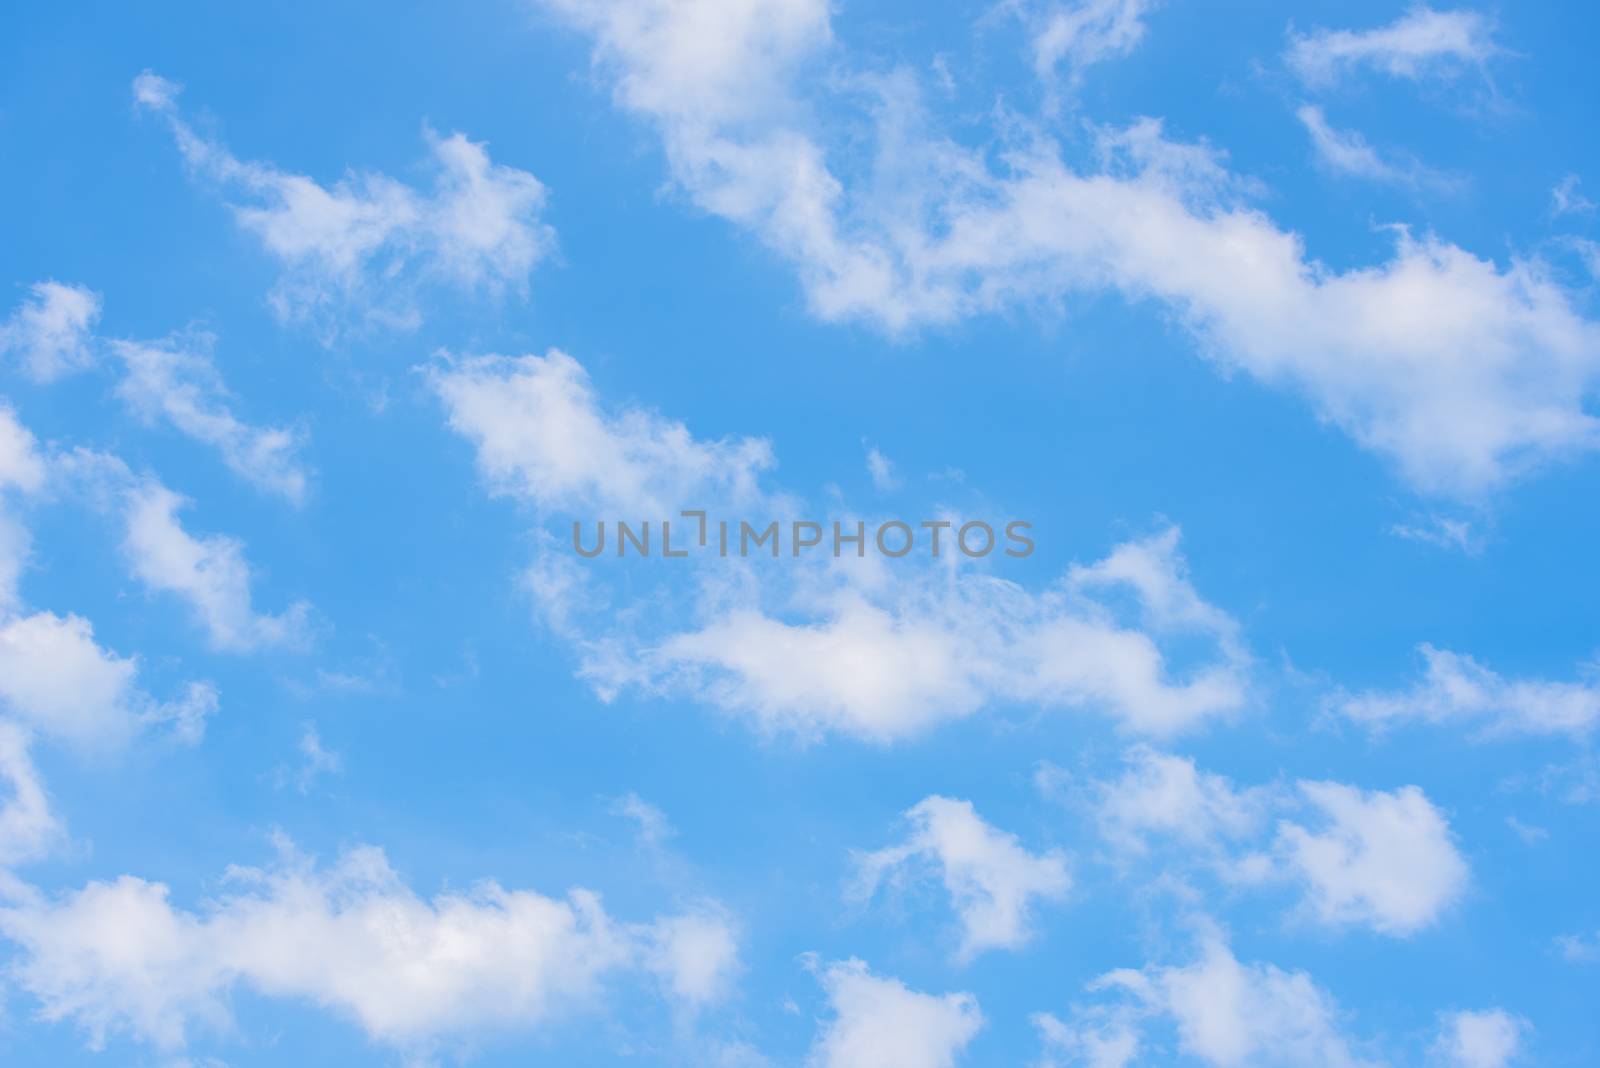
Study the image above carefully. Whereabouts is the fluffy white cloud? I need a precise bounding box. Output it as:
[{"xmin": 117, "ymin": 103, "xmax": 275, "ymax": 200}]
[
  {"xmin": 1286, "ymin": 7, "xmax": 1499, "ymax": 87},
  {"xmin": 0, "ymin": 281, "xmax": 101, "ymax": 382},
  {"xmin": 649, "ymin": 525, "xmax": 1247, "ymax": 741},
  {"xmin": 540, "ymin": 0, "xmax": 1599, "ymax": 495},
  {"xmin": 122, "ymin": 482, "xmax": 309, "ymax": 652},
  {"xmin": 807, "ymin": 959, "xmax": 982, "ymax": 1068},
  {"xmin": 1096, "ymin": 931, "xmax": 1375, "ymax": 1067},
  {"xmin": 1079, "ymin": 750, "xmax": 1467, "ymax": 935},
  {"xmin": 852, "ymin": 796, "xmax": 1069, "ymax": 961},
  {"xmin": 1436, "ymin": 1009, "xmax": 1525, "ymax": 1068},
  {"xmin": 430, "ymin": 350, "xmax": 773, "ymax": 517},
  {"xmin": 1338, "ymin": 645, "xmax": 1600, "ymax": 737},
  {"xmin": 1089, "ymin": 746, "xmax": 1274, "ymax": 866},
  {"xmin": 1276, "ymin": 781, "xmax": 1468, "ymax": 936},
  {"xmin": 646, "ymin": 906, "xmax": 742, "ymax": 1009},
  {"xmin": 112, "ymin": 335, "xmax": 309, "ymax": 504},
  {"xmin": 134, "ymin": 72, "xmax": 554, "ymax": 338},
  {"xmin": 0, "ymin": 842, "xmax": 738, "ymax": 1056},
  {"xmin": 0, "ymin": 611, "xmax": 216, "ymax": 751}
]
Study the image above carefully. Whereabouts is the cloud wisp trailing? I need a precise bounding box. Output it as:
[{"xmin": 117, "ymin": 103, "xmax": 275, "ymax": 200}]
[{"xmin": 133, "ymin": 72, "xmax": 556, "ymax": 340}]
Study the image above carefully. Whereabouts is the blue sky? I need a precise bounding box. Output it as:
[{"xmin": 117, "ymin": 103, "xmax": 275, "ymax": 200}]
[{"xmin": 1, "ymin": 1, "xmax": 1598, "ymax": 1065}]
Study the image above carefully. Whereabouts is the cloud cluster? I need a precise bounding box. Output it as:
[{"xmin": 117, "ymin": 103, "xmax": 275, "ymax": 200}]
[
  {"xmin": 0, "ymin": 842, "xmax": 739, "ymax": 1058},
  {"xmin": 1084, "ymin": 748, "xmax": 1469, "ymax": 935},
  {"xmin": 432, "ymin": 350, "xmax": 1250, "ymax": 742},
  {"xmin": 539, "ymin": 0, "xmax": 1599, "ymax": 496},
  {"xmin": 0, "ymin": 409, "xmax": 219, "ymax": 755},
  {"xmin": 2, "ymin": 283, "xmax": 314, "ymax": 504}
]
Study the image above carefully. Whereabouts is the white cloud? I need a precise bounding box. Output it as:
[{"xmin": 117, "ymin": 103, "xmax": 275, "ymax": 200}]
[
  {"xmin": 122, "ymin": 482, "xmax": 310, "ymax": 652},
  {"xmin": 113, "ymin": 335, "xmax": 309, "ymax": 504},
  {"xmin": 1029, "ymin": 0, "xmax": 1157, "ymax": 90},
  {"xmin": 1276, "ymin": 781, "xmax": 1468, "ymax": 936},
  {"xmin": 429, "ymin": 350, "xmax": 774, "ymax": 517},
  {"xmin": 539, "ymin": 0, "xmax": 1600, "ymax": 496},
  {"xmin": 0, "ymin": 405, "xmax": 45, "ymax": 496},
  {"xmin": 1033, "ymin": 1006, "xmax": 1140, "ymax": 1068},
  {"xmin": 434, "ymin": 350, "xmax": 1249, "ymax": 742},
  {"xmin": 1436, "ymin": 1009, "xmax": 1525, "ymax": 1068},
  {"xmin": 1554, "ymin": 929, "xmax": 1600, "ymax": 963},
  {"xmin": 852, "ymin": 796, "xmax": 1069, "ymax": 961},
  {"xmin": 1079, "ymin": 750, "xmax": 1467, "ymax": 935},
  {"xmin": 0, "ymin": 611, "xmax": 216, "ymax": 752},
  {"xmin": 613, "ymin": 791, "xmax": 676, "ymax": 849},
  {"xmin": 1389, "ymin": 515, "xmax": 1478, "ymax": 554},
  {"xmin": 807, "ymin": 959, "xmax": 982, "ymax": 1068},
  {"xmin": 1551, "ymin": 175, "xmax": 1595, "ymax": 218},
  {"xmin": 0, "ymin": 282, "xmax": 101, "ymax": 382},
  {"xmin": 654, "ymin": 526, "xmax": 1248, "ymax": 741},
  {"xmin": 1090, "ymin": 746, "xmax": 1274, "ymax": 866},
  {"xmin": 646, "ymin": 906, "xmax": 741, "ymax": 1010},
  {"xmin": 864, "ymin": 444, "xmax": 898, "ymax": 492},
  {"xmin": 0, "ymin": 412, "xmax": 217, "ymax": 753},
  {"xmin": 1286, "ymin": 7, "xmax": 1499, "ymax": 88},
  {"xmin": 1338, "ymin": 645, "xmax": 1600, "ymax": 737},
  {"xmin": 1296, "ymin": 105, "xmax": 1455, "ymax": 190},
  {"xmin": 273, "ymin": 723, "xmax": 341, "ymax": 794},
  {"xmin": 0, "ymin": 842, "xmax": 738, "ymax": 1056},
  {"xmin": 134, "ymin": 72, "xmax": 554, "ymax": 339},
  {"xmin": 1097, "ymin": 931, "xmax": 1375, "ymax": 1067},
  {"xmin": 0, "ymin": 404, "xmax": 47, "ymax": 610},
  {"xmin": 0, "ymin": 722, "xmax": 62, "ymax": 869}
]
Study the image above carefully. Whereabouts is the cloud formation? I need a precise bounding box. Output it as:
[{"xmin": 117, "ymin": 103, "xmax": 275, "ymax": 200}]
[
  {"xmin": 851, "ymin": 796, "xmax": 1070, "ymax": 961},
  {"xmin": 0, "ymin": 282, "xmax": 101, "ymax": 383},
  {"xmin": 1286, "ymin": 7, "xmax": 1499, "ymax": 87},
  {"xmin": 1090, "ymin": 930, "xmax": 1377, "ymax": 1067},
  {"xmin": 1338, "ymin": 645, "xmax": 1600, "ymax": 737},
  {"xmin": 807, "ymin": 959, "xmax": 982, "ymax": 1068},
  {"xmin": 0, "ymin": 842, "xmax": 738, "ymax": 1058},
  {"xmin": 433, "ymin": 351, "xmax": 1250, "ymax": 742},
  {"xmin": 1081, "ymin": 748, "xmax": 1469, "ymax": 935},
  {"xmin": 122, "ymin": 482, "xmax": 310, "ymax": 652},
  {"xmin": 113, "ymin": 334, "xmax": 309, "ymax": 504},
  {"xmin": 134, "ymin": 72, "xmax": 555, "ymax": 339}
]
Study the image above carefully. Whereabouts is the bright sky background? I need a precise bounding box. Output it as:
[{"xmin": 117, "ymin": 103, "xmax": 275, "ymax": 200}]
[{"xmin": 1, "ymin": 2, "xmax": 1598, "ymax": 1066}]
